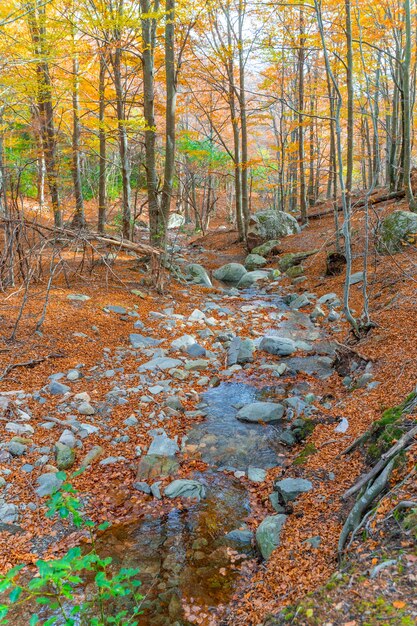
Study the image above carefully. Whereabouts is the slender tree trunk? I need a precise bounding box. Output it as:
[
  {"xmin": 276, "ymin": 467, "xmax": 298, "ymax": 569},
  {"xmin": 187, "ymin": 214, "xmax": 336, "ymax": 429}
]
[
  {"xmin": 160, "ymin": 0, "xmax": 176, "ymax": 234},
  {"xmin": 98, "ymin": 53, "xmax": 107, "ymax": 233},
  {"xmin": 238, "ymin": 0, "xmax": 249, "ymax": 236},
  {"xmin": 298, "ymin": 4, "xmax": 307, "ymax": 223},
  {"xmin": 141, "ymin": 0, "xmax": 161, "ymax": 245},
  {"xmin": 28, "ymin": 1, "xmax": 62, "ymax": 228},
  {"xmin": 71, "ymin": 52, "xmax": 85, "ymax": 228},
  {"xmin": 403, "ymin": 0, "xmax": 416, "ymax": 209},
  {"xmin": 112, "ymin": 39, "xmax": 132, "ymax": 238}
]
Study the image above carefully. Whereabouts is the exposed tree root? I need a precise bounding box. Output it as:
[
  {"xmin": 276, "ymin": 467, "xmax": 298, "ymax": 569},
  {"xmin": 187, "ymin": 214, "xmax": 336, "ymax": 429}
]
[
  {"xmin": 343, "ymin": 424, "xmax": 417, "ymax": 500},
  {"xmin": 338, "ymin": 456, "xmax": 397, "ymax": 556}
]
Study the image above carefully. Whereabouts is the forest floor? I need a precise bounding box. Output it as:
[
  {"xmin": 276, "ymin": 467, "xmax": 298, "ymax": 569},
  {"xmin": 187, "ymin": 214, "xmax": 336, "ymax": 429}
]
[{"xmin": 1, "ymin": 193, "xmax": 417, "ymax": 625}]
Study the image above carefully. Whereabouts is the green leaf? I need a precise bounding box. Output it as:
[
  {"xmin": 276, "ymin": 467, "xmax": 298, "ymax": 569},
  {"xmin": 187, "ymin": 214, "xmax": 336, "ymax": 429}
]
[
  {"xmin": 29, "ymin": 615, "xmax": 39, "ymax": 626},
  {"xmin": 98, "ymin": 521, "xmax": 110, "ymax": 531},
  {"xmin": 9, "ymin": 587, "xmax": 22, "ymax": 603}
]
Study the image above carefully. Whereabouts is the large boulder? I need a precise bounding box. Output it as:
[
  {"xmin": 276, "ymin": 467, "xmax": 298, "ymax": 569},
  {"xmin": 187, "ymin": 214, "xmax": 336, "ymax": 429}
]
[
  {"xmin": 244, "ymin": 254, "xmax": 267, "ymax": 271},
  {"xmin": 213, "ymin": 263, "xmax": 247, "ymax": 284},
  {"xmin": 167, "ymin": 213, "xmax": 185, "ymax": 229},
  {"xmin": 247, "ymin": 210, "xmax": 300, "ymax": 250},
  {"xmin": 256, "ymin": 514, "xmax": 287, "ymax": 559},
  {"xmin": 378, "ymin": 210, "xmax": 417, "ymax": 253},
  {"xmin": 237, "ymin": 270, "xmax": 270, "ymax": 288},
  {"xmin": 185, "ymin": 263, "xmax": 212, "ymax": 287},
  {"xmin": 237, "ymin": 402, "xmax": 285, "ymax": 423}
]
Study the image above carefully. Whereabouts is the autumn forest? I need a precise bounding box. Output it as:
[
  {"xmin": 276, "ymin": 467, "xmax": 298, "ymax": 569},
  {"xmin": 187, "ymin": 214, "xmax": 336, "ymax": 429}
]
[{"xmin": 1, "ymin": 1, "xmax": 417, "ymax": 625}]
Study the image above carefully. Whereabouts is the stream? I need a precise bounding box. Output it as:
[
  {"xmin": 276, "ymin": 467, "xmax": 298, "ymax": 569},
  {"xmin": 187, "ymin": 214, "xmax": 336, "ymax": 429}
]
[{"xmin": 91, "ymin": 286, "xmax": 335, "ymax": 626}]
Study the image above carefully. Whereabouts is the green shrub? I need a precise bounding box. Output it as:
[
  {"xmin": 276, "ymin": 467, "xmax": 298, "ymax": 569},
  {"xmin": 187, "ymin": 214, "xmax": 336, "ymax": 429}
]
[{"xmin": 0, "ymin": 473, "xmax": 142, "ymax": 625}]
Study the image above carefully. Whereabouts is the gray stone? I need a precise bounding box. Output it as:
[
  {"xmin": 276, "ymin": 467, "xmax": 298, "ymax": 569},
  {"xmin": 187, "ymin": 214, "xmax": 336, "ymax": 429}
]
[
  {"xmin": 186, "ymin": 343, "xmax": 206, "ymax": 358},
  {"xmin": 259, "ymin": 336, "xmax": 296, "ymax": 356},
  {"xmin": 49, "ymin": 381, "xmax": 70, "ymax": 395},
  {"xmin": 36, "ymin": 472, "xmax": 64, "ymax": 497},
  {"xmin": 249, "ymin": 209, "xmax": 300, "ymax": 243},
  {"xmin": 274, "ymin": 477, "xmax": 313, "ymax": 503},
  {"xmin": 147, "ymin": 432, "xmax": 179, "ymax": 457},
  {"xmin": 290, "ymin": 294, "xmax": 311, "ymax": 309},
  {"xmin": 5, "ymin": 423, "xmax": 34, "ymax": 436},
  {"xmin": 188, "ymin": 309, "xmax": 206, "ymax": 322},
  {"xmin": 54, "ymin": 443, "xmax": 75, "ymax": 470},
  {"xmin": 237, "ymin": 270, "xmax": 269, "ymax": 288},
  {"xmin": 244, "ymin": 254, "xmax": 267, "ymax": 271},
  {"xmin": 184, "ymin": 359, "xmax": 209, "ymax": 371},
  {"xmin": 8, "ymin": 442, "xmax": 27, "ymax": 456},
  {"xmin": 213, "ymin": 263, "xmax": 247, "ymax": 284},
  {"xmin": 67, "ymin": 369, "xmax": 81, "ymax": 381},
  {"xmin": 318, "ymin": 292, "xmax": 340, "ymax": 307},
  {"xmin": 167, "ymin": 213, "xmax": 185, "ymax": 229},
  {"xmin": 310, "ymin": 306, "xmax": 325, "ymax": 321},
  {"xmin": 247, "ymin": 467, "xmax": 266, "ymax": 482},
  {"xmin": 67, "ymin": 294, "xmax": 90, "ymax": 302},
  {"xmin": 227, "ymin": 337, "xmax": 254, "ymax": 366},
  {"xmin": 251, "ymin": 240, "xmax": 280, "ymax": 257},
  {"xmin": 305, "ymin": 536, "xmax": 321, "ymax": 548},
  {"xmin": 0, "ymin": 503, "xmax": 18, "ymax": 524},
  {"xmin": 133, "ymin": 481, "xmax": 151, "ymax": 494},
  {"xmin": 139, "ymin": 357, "xmax": 182, "ymax": 372},
  {"xmin": 378, "ymin": 210, "xmax": 417, "ymax": 254},
  {"xmin": 278, "ymin": 430, "xmax": 296, "ymax": 446},
  {"xmin": 185, "ymin": 264, "xmax": 212, "ymax": 287},
  {"xmin": 164, "ymin": 479, "xmax": 206, "ymax": 501},
  {"xmin": 130, "ymin": 333, "xmax": 161, "ymax": 349},
  {"xmin": 328, "ymin": 309, "xmax": 340, "ymax": 322},
  {"xmin": 77, "ymin": 401, "xmax": 95, "ymax": 416},
  {"xmin": 237, "ymin": 402, "xmax": 284, "ymax": 423},
  {"xmin": 80, "ymin": 445, "xmax": 104, "ymax": 468},
  {"xmin": 225, "ymin": 529, "xmax": 253, "ymax": 545},
  {"xmin": 256, "ymin": 514, "xmax": 287, "ymax": 559},
  {"xmin": 124, "ymin": 415, "xmax": 138, "ymax": 427},
  {"xmin": 106, "ymin": 305, "xmax": 127, "ymax": 314},
  {"xmin": 150, "ymin": 481, "xmax": 162, "ymax": 499},
  {"xmin": 165, "ymin": 396, "xmax": 184, "ymax": 412},
  {"xmin": 350, "ymin": 271, "xmax": 364, "ymax": 285},
  {"xmin": 269, "ymin": 492, "xmax": 286, "ymax": 513},
  {"xmin": 171, "ymin": 334, "xmax": 196, "ymax": 351},
  {"xmin": 99, "ymin": 456, "xmax": 126, "ymax": 466}
]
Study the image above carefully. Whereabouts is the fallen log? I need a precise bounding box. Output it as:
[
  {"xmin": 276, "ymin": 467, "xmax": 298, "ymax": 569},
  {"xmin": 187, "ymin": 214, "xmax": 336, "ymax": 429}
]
[
  {"xmin": 0, "ymin": 218, "xmax": 161, "ymax": 258},
  {"xmin": 307, "ymin": 190, "xmax": 406, "ymax": 221}
]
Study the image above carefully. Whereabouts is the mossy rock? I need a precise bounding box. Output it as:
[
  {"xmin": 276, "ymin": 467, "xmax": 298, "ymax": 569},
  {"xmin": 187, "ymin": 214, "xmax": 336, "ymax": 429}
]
[
  {"xmin": 378, "ymin": 210, "xmax": 417, "ymax": 254},
  {"xmin": 294, "ymin": 443, "xmax": 317, "ymax": 465},
  {"xmin": 366, "ymin": 392, "xmax": 417, "ymax": 461},
  {"xmin": 286, "ymin": 265, "xmax": 304, "ymax": 279}
]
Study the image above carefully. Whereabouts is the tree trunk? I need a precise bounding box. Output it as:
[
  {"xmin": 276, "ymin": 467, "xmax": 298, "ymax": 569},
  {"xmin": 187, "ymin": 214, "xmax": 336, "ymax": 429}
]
[
  {"xmin": 160, "ymin": 0, "xmax": 176, "ymax": 237},
  {"xmin": 403, "ymin": 0, "xmax": 416, "ymax": 210},
  {"xmin": 298, "ymin": 4, "xmax": 307, "ymax": 223},
  {"xmin": 28, "ymin": 0, "xmax": 62, "ymax": 228},
  {"xmin": 71, "ymin": 52, "xmax": 85, "ymax": 228},
  {"xmin": 98, "ymin": 54, "xmax": 107, "ymax": 233},
  {"xmin": 238, "ymin": 0, "xmax": 249, "ymax": 236},
  {"xmin": 141, "ymin": 0, "xmax": 161, "ymax": 245}
]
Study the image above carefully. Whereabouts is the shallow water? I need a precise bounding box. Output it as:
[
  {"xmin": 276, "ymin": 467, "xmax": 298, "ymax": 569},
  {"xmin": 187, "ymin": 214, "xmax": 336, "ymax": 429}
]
[{"xmin": 185, "ymin": 382, "xmax": 286, "ymax": 470}]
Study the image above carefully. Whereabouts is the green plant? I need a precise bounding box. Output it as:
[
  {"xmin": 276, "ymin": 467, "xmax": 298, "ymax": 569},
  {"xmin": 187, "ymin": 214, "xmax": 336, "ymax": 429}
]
[{"xmin": 0, "ymin": 473, "xmax": 142, "ymax": 625}]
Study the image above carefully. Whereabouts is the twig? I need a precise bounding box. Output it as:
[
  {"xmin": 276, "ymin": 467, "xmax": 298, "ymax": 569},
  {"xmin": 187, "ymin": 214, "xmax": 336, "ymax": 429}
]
[{"xmin": 0, "ymin": 353, "xmax": 65, "ymax": 381}]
